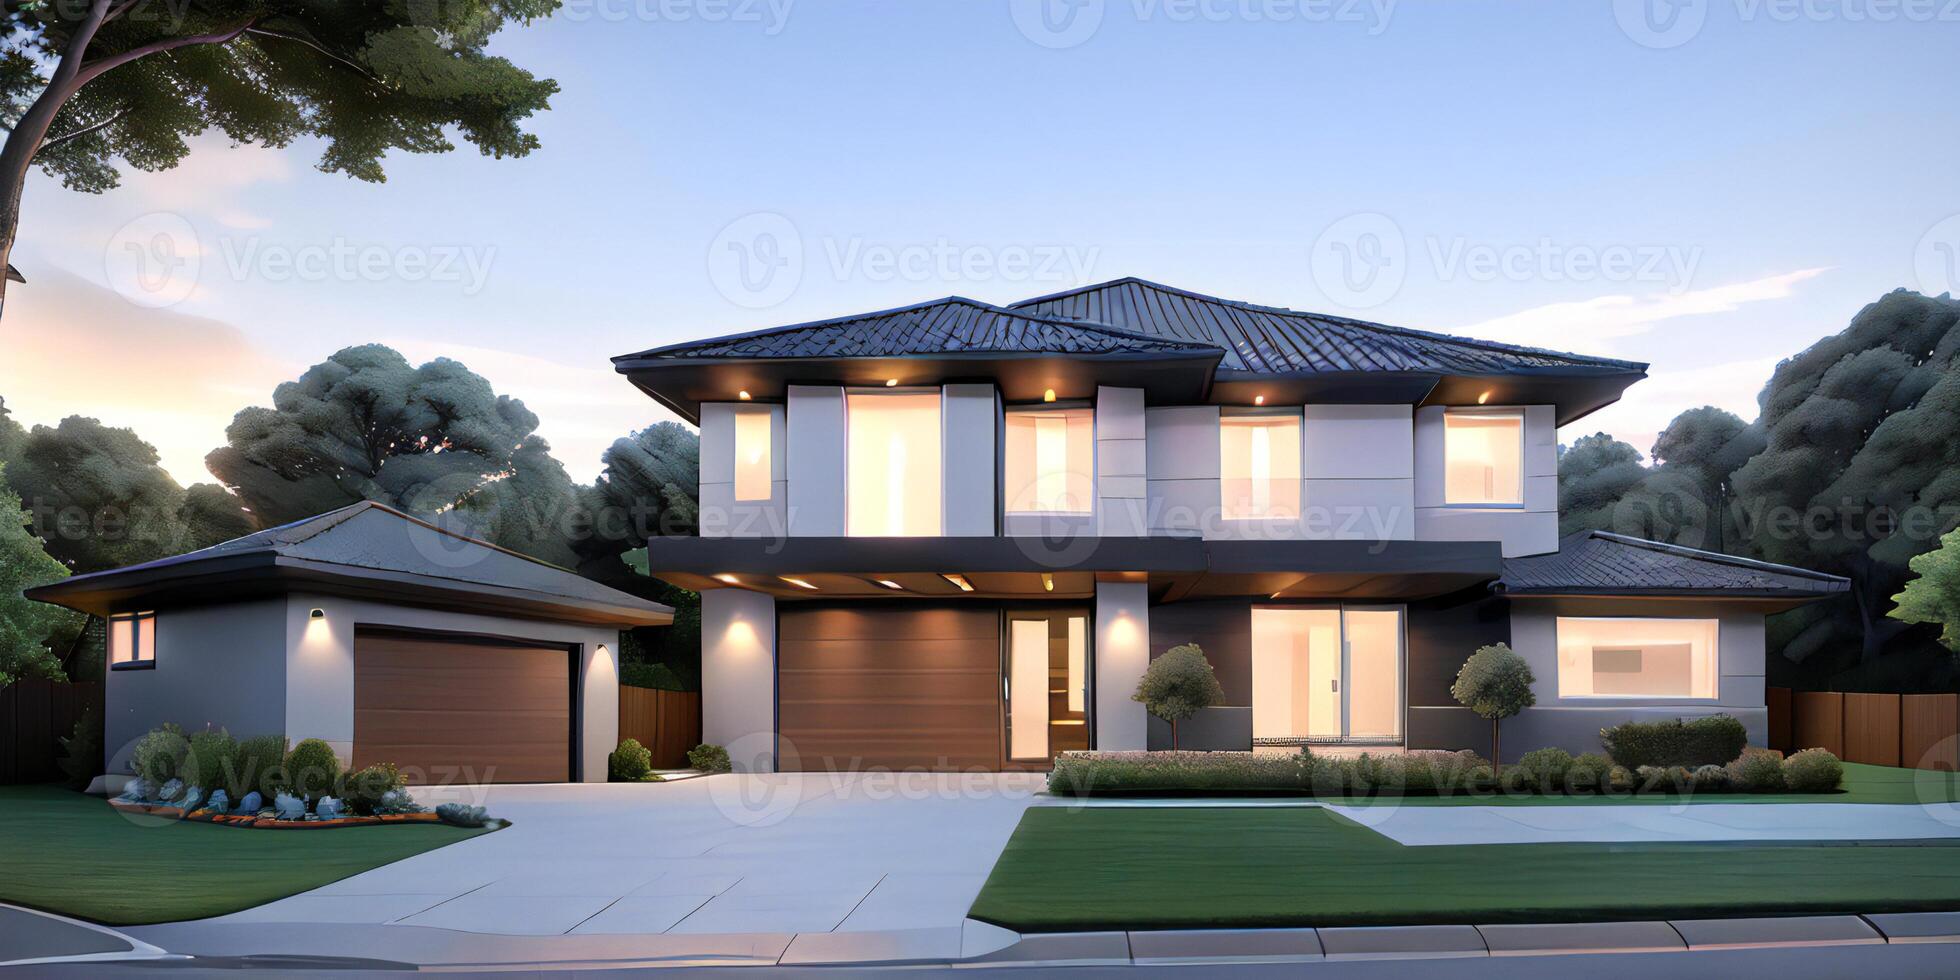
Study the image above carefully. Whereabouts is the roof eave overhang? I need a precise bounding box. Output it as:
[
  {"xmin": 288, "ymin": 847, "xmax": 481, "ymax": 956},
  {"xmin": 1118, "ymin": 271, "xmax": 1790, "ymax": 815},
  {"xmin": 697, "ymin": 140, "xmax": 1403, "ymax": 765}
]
[
  {"xmin": 1497, "ymin": 588, "xmax": 1846, "ymax": 612},
  {"xmin": 25, "ymin": 554, "xmax": 673, "ymax": 628}
]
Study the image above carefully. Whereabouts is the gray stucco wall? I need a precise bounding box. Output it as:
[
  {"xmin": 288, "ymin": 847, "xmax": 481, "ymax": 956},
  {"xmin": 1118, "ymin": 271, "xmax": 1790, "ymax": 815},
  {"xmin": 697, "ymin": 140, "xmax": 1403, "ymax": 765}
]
[
  {"xmin": 701, "ymin": 587, "xmax": 778, "ymax": 772},
  {"xmin": 104, "ymin": 598, "xmax": 288, "ymax": 773},
  {"xmin": 1412, "ymin": 404, "xmax": 1559, "ymax": 557}
]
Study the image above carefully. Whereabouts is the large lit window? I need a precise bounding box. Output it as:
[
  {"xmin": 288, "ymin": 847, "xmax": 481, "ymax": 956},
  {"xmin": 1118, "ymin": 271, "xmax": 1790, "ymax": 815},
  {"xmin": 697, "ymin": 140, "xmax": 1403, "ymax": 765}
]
[
  {"xmin": 1556, "ymin": 617, "xmax": 1719, "ymax": 699},
  {"xmin": 733, "ymin": 407, "xmax": 772, "ymax": 501},
  {"xmin": 1220, "ymin": 413, "xmax": 1301, "ymax": 520},
  {"xmin": 1004, "ymin": 408, "xmax": 1093, "ymax": 515},
  {"xmin": 1443, "ymin": 410, "xmax": 1523, "ymax": 505},
  {"xmin": 109, "ymin": 611, "xmax": 157, "ymax": 670},
  {"xmin": 847, "ymin": 390, "xmax": 942, "ymax": 536}
]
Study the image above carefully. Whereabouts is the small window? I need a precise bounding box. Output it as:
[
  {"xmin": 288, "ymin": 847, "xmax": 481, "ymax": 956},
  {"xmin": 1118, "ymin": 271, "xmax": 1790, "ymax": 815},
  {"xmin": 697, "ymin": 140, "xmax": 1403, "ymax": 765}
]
[
  {"xmin": 1220, "ymin": 412, "xmax": 1301, "ymax": 521},
  {"xmin": 1443, "ymin": 410, "xmax": 1523, "ymax": 505},
  {"xmin": 1003, "ymin": 408, "xmax": 1093, "ymax": 515},
  {"xmin": 733, "ymin": 407, "xmax": 773, "ymax": 502},
  {"xmin": 1556, "ymin": 617, "xmax": 1719, "ymax": 699},
  {"xmin": 109, "ymin": 612, "xmax": 157, "ymax": 670}
]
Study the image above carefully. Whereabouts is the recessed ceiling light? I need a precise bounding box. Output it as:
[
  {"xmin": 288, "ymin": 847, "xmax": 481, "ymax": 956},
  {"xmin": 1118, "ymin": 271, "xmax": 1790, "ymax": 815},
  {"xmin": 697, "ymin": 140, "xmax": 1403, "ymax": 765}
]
[
  {"xmin": 1254, "ymin": 395, "xmax": 1265, "ymax": 406},
  {"xmin": 1043, "ymin": 388, "xmax": 1056, "ymax": 402},
  {"xmin": 714, "ymin": 574, "xmax": 739, "ymax": 585},
  {"xmin": 738, "ymin": 390, "xmax": 752, "ymax": 401},
  {"xmin": 1477, "ymin": 390, "xmax": 1492, "ymax": 405},
  {"xmin": 1041, "ymin": 573, "xmax": 1054, "ymax": 593},
  {"xmin": 942, "ymin": 573, "xmax": 974, "ymax": 592},
  {"xmin": 885, "ymin": 378, "xmax": 898, "ymax": 387},
  {"xmin": 875, "ymin": 579, "xmax": 903, "ymax": 590},
  {"xmin": 781, "ymin": 576, "xmax": 817, "ymax": 590}
]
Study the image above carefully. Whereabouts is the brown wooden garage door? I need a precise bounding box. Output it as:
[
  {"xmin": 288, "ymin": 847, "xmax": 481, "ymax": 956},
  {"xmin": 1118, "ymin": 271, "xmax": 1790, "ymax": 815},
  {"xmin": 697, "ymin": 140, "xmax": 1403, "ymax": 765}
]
[
  {"xmin": 777, "ymin": 605, "xmax": 1000, "ymax": 772},
  {"xmin": 353, "ymin": 629, "xmax": 573, "ymax": 784}
]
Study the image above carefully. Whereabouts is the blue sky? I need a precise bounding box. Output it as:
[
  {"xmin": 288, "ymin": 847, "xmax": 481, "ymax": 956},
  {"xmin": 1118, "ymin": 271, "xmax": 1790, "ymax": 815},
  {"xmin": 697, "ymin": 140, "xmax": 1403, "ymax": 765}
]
[{"xmin": 4, "ymin": 0, "xmax": 1957, "ymax": 484}]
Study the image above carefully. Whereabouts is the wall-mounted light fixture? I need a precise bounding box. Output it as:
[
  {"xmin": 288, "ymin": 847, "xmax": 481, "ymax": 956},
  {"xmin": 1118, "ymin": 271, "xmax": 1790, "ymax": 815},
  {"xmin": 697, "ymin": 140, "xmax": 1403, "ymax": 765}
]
[
  {"xmin": 942, "ymin": 573, "xmax": 974, "ymax": 592},
  {"xmin": 1477, "ymin": 390, "xmax": 1492, "ymax": 405},
  {"xmin": 1041, "ymin": 573, "xmax": 1055, "ymax": 593},
  {"xmin": 781, "ymin": 576, "xmax": 818, "ymax": 590},
  {"xmin": 875, "ymin": 579, "xmax": 904, "ymax": 590},
  {"xmin": 308, "ymin": 608, "xmax": 325, "ymax": 620},
  {"xmin": 714, "ymin": 573, "xmax": 740, "ymax": 585},
  {"xmin": 884, "ymin": 378, "xmax": 898, "ymax": 387},
  {"xmin": 1043, "ymin": 388, "xmax": 1057, "ymax": 403},
  {"xmin": 738, "ymin": 390, "xmax": 752, "ymax": 401}
]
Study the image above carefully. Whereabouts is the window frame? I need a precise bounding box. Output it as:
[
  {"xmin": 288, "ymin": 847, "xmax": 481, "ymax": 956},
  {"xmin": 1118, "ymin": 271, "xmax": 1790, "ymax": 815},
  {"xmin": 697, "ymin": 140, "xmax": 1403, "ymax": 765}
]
[
  {"xmin": 731, "ymin": 404, "xmax": 775, "ymax": 502},
  {"xmin": 844, "ymin": 387, "xmax": 944, "ymax": 537},
  {"xmin": 1554, "ymin": 615, "xmax": 1721, "ymax": 701},
  {"xmin": 1001, "ymin": 403, "xmax": 1095, "ymax": 518},
  {"xmin": 108, "ymin": 611, "xmax": 157, "ymax": 671},
  {"xmin": 1219, "ymin": 407, "xmax": 1304, "ymax": 523},
  {"xmin": 1441, "ymin": 407, "xmax": 1526, "ymax": 508}
]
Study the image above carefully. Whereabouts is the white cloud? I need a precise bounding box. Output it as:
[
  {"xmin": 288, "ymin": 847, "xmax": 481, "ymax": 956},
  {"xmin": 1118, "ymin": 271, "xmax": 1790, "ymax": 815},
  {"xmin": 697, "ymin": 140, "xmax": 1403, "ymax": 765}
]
[
  {"xmin": 1563, "ymin": 354, "xmax": 1784, "ymax": 457},
  {"xmin": 1457, "ymin": 267, "xmax": 1833, "ymax": 354}
]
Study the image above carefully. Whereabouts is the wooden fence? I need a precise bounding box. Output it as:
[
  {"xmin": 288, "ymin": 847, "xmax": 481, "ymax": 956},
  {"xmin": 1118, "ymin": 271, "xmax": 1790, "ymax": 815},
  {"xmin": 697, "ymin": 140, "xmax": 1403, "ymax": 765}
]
[
  {"xmin": 618, "ymin": 686, "xmax": 702, "ymax": 770},
  {"xmin": 0, "ymin": 679, "xmax": 102, "ymax": 784},
  {"xmin": 1768, "ymin": 687, "xmax": 1959, "ymax": 771}
]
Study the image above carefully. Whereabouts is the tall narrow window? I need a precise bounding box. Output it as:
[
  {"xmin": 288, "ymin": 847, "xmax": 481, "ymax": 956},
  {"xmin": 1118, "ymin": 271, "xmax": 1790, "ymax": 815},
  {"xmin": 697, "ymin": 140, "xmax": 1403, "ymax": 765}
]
[
  {"xmin": 109, "ymin": 611, "xmax": 157, "ymax": 669},
  {"xmin": 733, "ymin": 408, "xmax": 773, "ymax": 502},
  {"xmin": 1556, "ymin": 617, "xmax": 1719, "ymax": 699},
  {"xmin": 847, "ymin": 390, "xmax": 942, "ymax": 536},
  {"xmin": 1220, "ymin": 413, "xmax": 1301, "ymax": 520},
  {"xmin": 1004, "ymin": 408, "xmax": 1093, "ymax": 515},
  {"xmin": 1443, "ymin": 410, "xmax": 1523, "ymax": 505}
]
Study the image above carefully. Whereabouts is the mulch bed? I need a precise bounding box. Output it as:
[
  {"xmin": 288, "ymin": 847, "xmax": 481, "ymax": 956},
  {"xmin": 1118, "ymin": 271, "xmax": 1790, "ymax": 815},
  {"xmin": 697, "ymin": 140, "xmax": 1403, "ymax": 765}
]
[{"xmin": 108, "ymin": 799, "xmax": 443, "ymax": 829}]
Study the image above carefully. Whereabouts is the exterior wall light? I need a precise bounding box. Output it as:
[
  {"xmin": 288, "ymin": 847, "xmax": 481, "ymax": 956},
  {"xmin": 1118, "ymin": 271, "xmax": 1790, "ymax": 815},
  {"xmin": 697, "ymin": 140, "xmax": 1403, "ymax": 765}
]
[
  {"xmin": 1477, "ymin": 390, "xmax": 1492, "ymax": 404},
  {"xmin": 781, "ymin": 576, "xmax": 818, "ymax": 590},
  {"xmin": 1043, "ymin": 388, "xmax": 1057, "ymax": 402},
  {"xmin": 1254, "ymin": 395, "xmax": 1265, "ymax": 406},
  {"xmin": 1042, "ymin": 573, "xmax": 1055, "ymax": 592},
  {"xmin": 308, "ymin": 608, "xmax": 325, "ymax": 620},
  {"xmin": 738, "ymin": 390, "xmax": 752, "ymax": 401}
]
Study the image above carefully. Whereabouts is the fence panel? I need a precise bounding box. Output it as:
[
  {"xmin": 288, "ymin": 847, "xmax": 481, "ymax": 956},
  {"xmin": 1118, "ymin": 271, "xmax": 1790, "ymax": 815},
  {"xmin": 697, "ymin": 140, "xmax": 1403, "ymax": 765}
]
[
  {"xmin": 1902, "ymin": 694, "xmax": 1960, "ymax": 772},
  {"xmin": 1791, "ymin": 691, "xmax": 1844, "ymax": 756},
  {"xmin": 1841, "ymin": 693, "xmax": 1902, "ymax": 767},
  {"xmin": 1, "ymin": 680, "xmax": 103, "ymax": 785},
  {"xmin": 617, "ymin": 686, "xmax": 703, "ymax": 770}
]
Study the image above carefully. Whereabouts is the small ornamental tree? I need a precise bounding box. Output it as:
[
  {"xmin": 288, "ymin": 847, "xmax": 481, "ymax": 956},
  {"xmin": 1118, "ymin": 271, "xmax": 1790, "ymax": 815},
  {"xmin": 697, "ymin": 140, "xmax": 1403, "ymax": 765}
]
[
  {"xmin": 1133, "ymin": 643, "xmax": 1224, "ymax": 749},
  {"xmin": 1450, "ymin": 643, "xmax": 1536, "ymax": 767},
  {"xmin": 1891, "ymin": 526, "xmax": 1960, "ymax": 655}
]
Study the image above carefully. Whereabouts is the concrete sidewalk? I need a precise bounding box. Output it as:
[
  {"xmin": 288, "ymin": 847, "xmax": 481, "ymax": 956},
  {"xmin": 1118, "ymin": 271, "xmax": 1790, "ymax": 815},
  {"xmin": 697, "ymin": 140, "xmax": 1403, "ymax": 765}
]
[
  {"xmin": 1329, "ymin": 801, "xmax": 1960, "ymax": 845},
  {"xmin": 0, "ymin": 905, "xmax": 172, "ymax": 969}
]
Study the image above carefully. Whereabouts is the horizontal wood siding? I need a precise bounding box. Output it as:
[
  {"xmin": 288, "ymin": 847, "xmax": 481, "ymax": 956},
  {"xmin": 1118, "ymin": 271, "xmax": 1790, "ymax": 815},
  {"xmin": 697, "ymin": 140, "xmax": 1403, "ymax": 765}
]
[
  {"xmin": 618, "ymin": 686, "xmax": 702, "ymax": 770},
  {"xmin": 354, "ymin": 631, "xmax": 572, "ymax": 784},
  {"xmin": 777, "ymin": 605, "xmax": 1000, "ymax": 772}
]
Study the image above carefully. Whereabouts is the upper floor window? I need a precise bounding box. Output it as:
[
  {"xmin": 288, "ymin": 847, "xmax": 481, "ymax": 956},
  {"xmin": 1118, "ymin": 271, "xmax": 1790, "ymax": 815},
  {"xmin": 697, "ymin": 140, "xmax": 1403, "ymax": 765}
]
[
  {"xmin": 1556, "ymin": 617, "xmax": 1718, "ymax": 699},
  {"xmin": 1003, "ymin": 407, "xmax": 1093, "ymax": 515},
  {"xmin": 109, "ymin": 611, "xmax": 156, "ymax": 670},
  {"xmin": 1220, "ymin": 412, "xmax": 1301, "ymax": 521},
  {"xmin": 733, "ymin": 406, "xmax": 773, "ymax": 501},
  {"xmin": 847, "ymin": 390, "xmax": 942, "ymax": 536},
  {"xmin": 1443, "ymin": 409, "xmax": 1523, "ymax": 505}
]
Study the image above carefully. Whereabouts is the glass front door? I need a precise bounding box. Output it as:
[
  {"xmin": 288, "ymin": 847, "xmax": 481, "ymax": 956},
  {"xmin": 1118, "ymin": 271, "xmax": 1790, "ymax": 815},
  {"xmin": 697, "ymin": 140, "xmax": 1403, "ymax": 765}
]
[
  {"xmin": 1251, "ymin": 606, "xmax": 1404, "ymax": 744},
  {"xmin": 1005, "ymin": 610, "xmax": 1091, "ymax": 763}
]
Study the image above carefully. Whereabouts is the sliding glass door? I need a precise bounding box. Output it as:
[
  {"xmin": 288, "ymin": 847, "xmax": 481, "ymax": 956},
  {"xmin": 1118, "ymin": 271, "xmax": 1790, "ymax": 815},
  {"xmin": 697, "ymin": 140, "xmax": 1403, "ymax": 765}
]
[
  {"xmin": 1005, "ymin": 610, "xmax": 1091, "ymax": 763},
  {"xmin": 1251, "ymin": 606, "xmax": 1404, "ymax": 744}
]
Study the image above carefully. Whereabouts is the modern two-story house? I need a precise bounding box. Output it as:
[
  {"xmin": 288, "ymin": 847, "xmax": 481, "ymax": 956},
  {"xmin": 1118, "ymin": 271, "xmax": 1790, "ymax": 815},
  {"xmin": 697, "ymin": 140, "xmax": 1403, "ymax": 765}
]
[{"xmin": 617, "ymin": 278, "xmax": 1847, "ymax": 773}]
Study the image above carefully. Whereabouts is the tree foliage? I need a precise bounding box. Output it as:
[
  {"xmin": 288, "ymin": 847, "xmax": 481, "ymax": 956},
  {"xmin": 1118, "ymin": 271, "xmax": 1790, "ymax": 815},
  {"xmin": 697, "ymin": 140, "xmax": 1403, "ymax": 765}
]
[
  {"xmin": 205, "ymin": 345, "xmax": 581, "ymax": 565},
  {"xmin": 1133, "ymin": 643, "xmax": 1224, "ymax": 748},
  {"xmin": 0, "ymin": 463, "xmax": 73, "ymax": 686},
  {"xmin": 1893, "ymin": 527, "xmax": 1960, "ymax": 655},
  {"xmin": 1451, "ymin": 642, "xmax": 1535, "ymax": 766},
  {"xmin": 581, "ymin": 422, "xmax": 701, "ymax": 560},
  {"xmin": 1557, "ymin": 432, "xmax": 1643, "ymax": 536}
]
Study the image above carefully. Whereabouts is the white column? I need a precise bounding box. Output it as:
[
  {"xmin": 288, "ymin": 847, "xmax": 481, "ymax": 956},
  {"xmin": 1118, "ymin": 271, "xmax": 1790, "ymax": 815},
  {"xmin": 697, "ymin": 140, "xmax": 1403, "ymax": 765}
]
[
  {"xmin": 787, "ymin": 385, "xmax": 846, "ymax": 536},
  {"xmin": 700, "ymin": 588, "xmax": 778, "ymax": 772},
  {"xmin": 943, "ymin": 384, "xmax": 997, "ymax": 536},
  {"xmin": 1095, "ymin": 386, "xmax": 1147, "ymax": 536},
  {"xmin": 1095, "ymin": 580, "xmax": 1150, "ymax": 750}
]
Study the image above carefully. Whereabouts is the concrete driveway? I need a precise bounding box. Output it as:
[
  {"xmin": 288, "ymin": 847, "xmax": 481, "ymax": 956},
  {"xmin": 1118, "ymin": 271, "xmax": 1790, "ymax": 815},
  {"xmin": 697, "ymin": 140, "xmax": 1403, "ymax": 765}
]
[{"xmin": 186, "ymin": 772, "xmax": 1043, "ymax": 937}]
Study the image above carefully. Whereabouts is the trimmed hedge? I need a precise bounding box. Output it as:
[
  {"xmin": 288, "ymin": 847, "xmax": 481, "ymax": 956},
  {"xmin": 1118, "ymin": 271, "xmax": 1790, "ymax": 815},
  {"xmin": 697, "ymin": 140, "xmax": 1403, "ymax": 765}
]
[{"xmin": 1599, "ymin": 715, "xmax": 1748, "ymax": 769}]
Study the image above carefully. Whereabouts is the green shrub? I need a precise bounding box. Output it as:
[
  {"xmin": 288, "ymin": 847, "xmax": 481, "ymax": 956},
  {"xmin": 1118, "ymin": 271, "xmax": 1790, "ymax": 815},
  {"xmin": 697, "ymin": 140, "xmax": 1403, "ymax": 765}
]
[
  {"xmin": 1691, "ymin": 764, "xmax": 1731, "ymax": 792},
  {"xmin": 234, "ymin": 734, "xmax": 288, "ymax": 798},
  {"xmin": 57, "ymin": 709, "xmax": 101, "ymax": 791},
  {"xmin": 1634, "ymin": 765, "xmax": 1694, "ymax": 794},
  {"xmin": 1782, "ymin": 748, "xmax": 1844, "ymax": 792},
  {"xmin": 283, "ymin": 738, "xmax": 342, "ymax": 799},
  {"xmin": 342, "ymin": 763, "xmax": 407, "ymax": 814},
  {"xmin": 1725, "ymin": 747, "xmax": 1784, "ymax": 792},
  {"xmin": 610, "ymin": 738, "xmax": 655, "ymax": 782},
  {"xmin": 1132, "ymin": 644, "xmax": 1225, "ymax": 748},
  {"xmin": 132, "ymin": 723, "xmax": 188, "ymax": 785},
  {"xmin": 1599, "ymin": 715, "xmax": 1748, "ymax": 769},
  {"xmin": 1047, "ymin": 750, "xmax": 1491, "ymax": 798},
  {"xmin": 1450, "ymin": 643, "xmax": 1535, "ymax": 764},
  {"xmin": 1607, "ymin": 765, "xmax": 1636, "ymax": 793},
  {"xmin": 687, "ymin": 743, "xmax": 732, "ymax": 774},
  {"xmin": 1565, "ymin": 753, "xmax": 1613, "ymax": 793},
  {"xmin": 181, "ymin": 729, "xmax": 238, "ymax": 792},
  {"xmin": 1517, "ymin": 747, "xmax": 1574, "ymax": 791}
]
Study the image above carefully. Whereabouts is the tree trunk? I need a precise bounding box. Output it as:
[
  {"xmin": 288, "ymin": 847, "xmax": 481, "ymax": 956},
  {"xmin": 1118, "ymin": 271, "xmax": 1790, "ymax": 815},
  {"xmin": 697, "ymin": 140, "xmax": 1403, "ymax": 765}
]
[
  {"xmin": 1170, "ymin": 718, "xmax": 1179, "ymax": 750},
  {"xmin": 1491, "ymin": 718, "xmax": 1501, "ymax": 769}
]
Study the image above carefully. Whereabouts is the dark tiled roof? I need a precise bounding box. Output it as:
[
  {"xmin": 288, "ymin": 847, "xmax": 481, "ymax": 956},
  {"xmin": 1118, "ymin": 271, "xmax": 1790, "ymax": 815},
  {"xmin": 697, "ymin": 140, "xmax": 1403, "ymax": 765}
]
[
  {"xmin": 28, "ymin": 502, "xmax": 672, "ymax": 624},
  {"xmin": 1010, "ymin": 278, "xmax": 1646, "ymax": 377},
  {"xmin": 616, "ymin": 297, "xmax": 1221, "ymax": 363},
  {"xmin": 1498, "ymin": 531, "xmax": 1849, "ymax": 598}
]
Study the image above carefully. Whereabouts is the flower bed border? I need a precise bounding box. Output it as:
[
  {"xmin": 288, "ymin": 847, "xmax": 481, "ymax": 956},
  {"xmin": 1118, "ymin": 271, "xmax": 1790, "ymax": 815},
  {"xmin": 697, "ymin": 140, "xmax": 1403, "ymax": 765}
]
[{"xmin": 108, "ymin": 798, "xmax": 444, "ymax": 828}]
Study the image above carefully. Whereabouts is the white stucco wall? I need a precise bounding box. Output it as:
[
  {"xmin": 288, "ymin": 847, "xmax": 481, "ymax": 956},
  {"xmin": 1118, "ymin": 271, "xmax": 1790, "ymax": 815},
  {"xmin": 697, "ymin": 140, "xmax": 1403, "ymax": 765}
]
[
  {"xmin": 786, "ymin": 385, "xmax": 848, "ymax": 536},
  {"xmin": 700, "ymin": 587, "xmax": 778, "ymax": 772},
  {"xmin": 103, "ymin": 599, "xmax": 288, "ymax": 773},
  {"xmin": 1303, "ymin": 404, "xmax": 1415, "ymax": 540},
  {"xmin": 1096, "ymin": 386, "xmax": 1148, "ymax": 536},
  {"xmin": 1413, "ymin": 404, "xmax": 1559, "ymax": 557},
  {"xmin": 943, "ymin": 384, "xmax": 998, "ymax": 536},
  {"xmin": 698, "ymin": 401, "xmax": 788, "ymax": 538},
  {"xmin": 284, "ymin": 593, "xmax": 621, "ymax": 782},
  {"xmin": 1095, "ymin": 581, "xmax": 1151, "ymax": 750},
  {"xmin": 1144, "ymin": 405, "xmax": 1221, "ymax": 537}
]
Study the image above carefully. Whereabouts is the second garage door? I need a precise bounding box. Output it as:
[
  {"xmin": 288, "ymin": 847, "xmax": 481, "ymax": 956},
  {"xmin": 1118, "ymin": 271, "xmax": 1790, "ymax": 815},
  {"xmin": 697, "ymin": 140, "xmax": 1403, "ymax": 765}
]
[
  {"xmin": 353, "ymin": 629, "xmax": 573, "ymax": 784},
  {"xmin": 777, "ymin": 605, "xmax": 1000, "ymax": 772}
]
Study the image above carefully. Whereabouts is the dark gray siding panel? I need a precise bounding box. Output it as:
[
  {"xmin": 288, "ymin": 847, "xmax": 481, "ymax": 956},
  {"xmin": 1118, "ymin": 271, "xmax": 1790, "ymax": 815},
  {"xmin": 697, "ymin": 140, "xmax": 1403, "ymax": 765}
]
[
  {"xmin": 1149, "ymin": 599, "xmax": 1252, "ymax": 706},
  {"xmin": 1406, "ymin": 589, "xmax": 1510, "ymax": 708}
]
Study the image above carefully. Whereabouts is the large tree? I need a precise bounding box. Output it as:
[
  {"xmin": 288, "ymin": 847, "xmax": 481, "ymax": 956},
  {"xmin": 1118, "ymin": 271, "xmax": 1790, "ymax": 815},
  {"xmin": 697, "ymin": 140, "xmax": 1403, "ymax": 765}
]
[
  {"xmin": 0, "ymin": 0, "xmax": 559, "ymax": 318},
  {"xmin": 206, "ymin": 344, "xmax": 581, "ymax": 564},
  {"xmin": 0, "ymin": 462, "xmax": 73, "ymax": 685},
  {"xmin": 580, "ymin": 421, "xmax": 701, "ymax": 562},
  {"xmin": 3, "ymin": 413, "xmax": 200, "ymax": 570},
  {"xmin": 1557, "ymin": 432, "xmax": 1644, "ymax": 536}
]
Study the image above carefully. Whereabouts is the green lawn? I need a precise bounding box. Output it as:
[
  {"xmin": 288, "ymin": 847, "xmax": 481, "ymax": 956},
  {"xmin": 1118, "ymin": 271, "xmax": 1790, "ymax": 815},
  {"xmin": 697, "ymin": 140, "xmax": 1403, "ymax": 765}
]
[
  {"xmin": 1319, "ymin": 762, "xmax": 1960, "ymax": 807},
  {"xmin": 970, "ymin": 804, "xmax": 1960, "ymax": 933},
  {"xmin": 0, "ymin": 785, "xmax": 491, "ymax": 925}
]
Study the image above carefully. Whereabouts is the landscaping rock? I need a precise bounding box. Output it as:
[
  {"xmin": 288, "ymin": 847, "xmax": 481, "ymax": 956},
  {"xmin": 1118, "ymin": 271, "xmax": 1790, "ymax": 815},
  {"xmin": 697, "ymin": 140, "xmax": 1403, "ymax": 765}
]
[
  {"xmin": 375, "ymin": 788, "xmax": 421, "ymax": 815},
  {"xmin": 237, "ymin": 791, "xmax": 262, "ymax": 813},
  {"xmin": 158, "ymin": 779, "xmax": 185, "ymax": 802},
  {"xmin": 180, "ymin": 786, "xmax": 204, "ymax": 811},
  {"xmin": 315, "ymin": 796, "xmax": 343, "ymax": 820},
  {"xmin": 434, "ymin": 802, "xmax": 488, "ymax": 827},
  {"xmin": 117, "ymin": 778, "xmax": 152, "ymax": 803},
  {"xmin": 272, "ymin": 792, "xmax": 306, "ymax": 820},
  {"xmin": 205, "ymin": 790, "xmax": 230, "ymax": 815}
]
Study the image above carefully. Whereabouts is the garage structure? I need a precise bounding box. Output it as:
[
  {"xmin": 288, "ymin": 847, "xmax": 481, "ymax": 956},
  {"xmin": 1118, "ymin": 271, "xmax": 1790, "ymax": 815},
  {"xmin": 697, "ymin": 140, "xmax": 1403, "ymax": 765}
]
[{"xmin": 28, "ymin": 502, "xmax": 673, "ymax": 785}]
